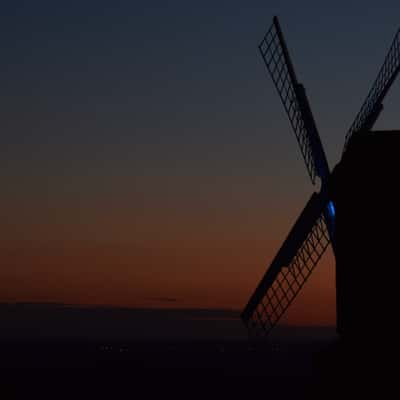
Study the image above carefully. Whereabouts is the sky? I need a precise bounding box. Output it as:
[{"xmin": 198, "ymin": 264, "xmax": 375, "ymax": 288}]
[{"xmin": 1, "ymin": 1, "xmax": 399, "ymax": 326}]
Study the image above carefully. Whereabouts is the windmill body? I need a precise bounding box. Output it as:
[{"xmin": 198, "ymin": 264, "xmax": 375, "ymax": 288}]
[
  {"xmin": 242, "ymin": 17, "xmax": 400, "ymax": 339},
  {"xmin": 331, "ymin": 131, "xmax": 400, "ymax": 338}
]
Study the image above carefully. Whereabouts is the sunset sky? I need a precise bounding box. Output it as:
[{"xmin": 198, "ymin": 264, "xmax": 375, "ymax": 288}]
[{"xmin": 1, "ymin": 1, "xmax": 399, "ymax": 326}]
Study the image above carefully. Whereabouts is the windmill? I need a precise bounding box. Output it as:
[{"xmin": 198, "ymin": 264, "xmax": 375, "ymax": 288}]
[{"xmin": 241, "ymin": 17, "xmax": 400, "ymax": 338}]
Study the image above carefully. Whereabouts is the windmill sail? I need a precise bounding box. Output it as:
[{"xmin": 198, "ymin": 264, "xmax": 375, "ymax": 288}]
[
  {"xmin": 259, "ymin": 17, "xmax": 330, "ymax": 184},
  {"xmin": 241, "ymin": 192, "xmax": 330, "ymax": 336},
  {"xmin": 243, "ymin": 17, "xmax": 336, "ymax": 338},
  {"xmin": 343, "ymin": 28, "xmax": 400, "ymax": 149}
]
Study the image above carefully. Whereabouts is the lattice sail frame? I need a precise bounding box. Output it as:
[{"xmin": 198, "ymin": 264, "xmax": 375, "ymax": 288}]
[
  {"xmin": 344, "ymin": 28, "xmax": 400, "ymax": 149},
  {"xmin": 246, "ymin": 213, "xmax": 330, "ymax": 337},
  {"xmin": 259, "ymin": 18, "xmax": 318, "ymax": 184}
]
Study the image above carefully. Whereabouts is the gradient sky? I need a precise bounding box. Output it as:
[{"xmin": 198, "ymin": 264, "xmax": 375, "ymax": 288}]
[{"xmin": 1, "ymin": 1, "xmax": 399, "ymax": 326}]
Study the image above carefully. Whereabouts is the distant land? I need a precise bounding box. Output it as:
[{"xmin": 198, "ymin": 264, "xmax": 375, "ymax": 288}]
[
  {"xmin": 0, "ymin": 302, "xmax": 336, "ymax": 342},
  {"xmin": 0, "ymin": 303, "xmax": 348, "ymax": 400}
]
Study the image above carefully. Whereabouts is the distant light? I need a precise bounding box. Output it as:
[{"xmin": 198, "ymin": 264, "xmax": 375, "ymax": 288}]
[{"xmin": 328, "ymin": 201, "xmax": 336, "ymax": 218}]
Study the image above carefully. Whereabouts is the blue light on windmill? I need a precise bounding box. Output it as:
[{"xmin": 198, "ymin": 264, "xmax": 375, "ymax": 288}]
[{"xmin": 328, "ymin": 201, "xmax": 336, "ymax": 218}]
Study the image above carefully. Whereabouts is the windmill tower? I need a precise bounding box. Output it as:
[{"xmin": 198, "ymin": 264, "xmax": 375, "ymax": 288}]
[{"xmin": 242, "ymin": 17, "xmax": 400, "ymax": 339}]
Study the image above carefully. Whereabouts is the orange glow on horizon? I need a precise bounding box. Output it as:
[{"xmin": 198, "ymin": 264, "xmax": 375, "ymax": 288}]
[{"xmin": 0, "ymin": 234, "xmax": 336, "ymax": 326}]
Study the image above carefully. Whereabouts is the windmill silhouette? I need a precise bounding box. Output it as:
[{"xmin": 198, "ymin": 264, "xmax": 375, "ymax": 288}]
[{"xmin": 241, "ymin": 17, "xmax": 400, "ymax": 338}]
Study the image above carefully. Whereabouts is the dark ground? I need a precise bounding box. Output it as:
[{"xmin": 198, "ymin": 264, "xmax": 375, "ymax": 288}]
[
  {"xmin": 1, "ymin": 337, "xmax": 392, "ymax": 400},
  {"xmin": 0, "ymin": 338, "xmax": 327, "ymax": 399},
  {"xmin": 0, "ymin": 304, "xmax": 395, "ymax": 399}
]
